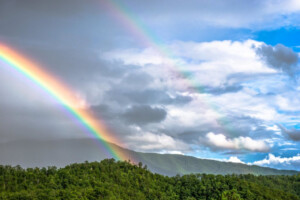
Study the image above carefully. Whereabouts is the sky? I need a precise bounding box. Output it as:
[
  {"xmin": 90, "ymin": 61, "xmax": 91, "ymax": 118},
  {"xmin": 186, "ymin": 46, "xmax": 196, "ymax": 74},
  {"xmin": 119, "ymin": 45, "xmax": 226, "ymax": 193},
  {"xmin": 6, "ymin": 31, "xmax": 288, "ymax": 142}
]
[{"xmin": 0, "ymin": 0, "xmax": 300, "ymax": 170}]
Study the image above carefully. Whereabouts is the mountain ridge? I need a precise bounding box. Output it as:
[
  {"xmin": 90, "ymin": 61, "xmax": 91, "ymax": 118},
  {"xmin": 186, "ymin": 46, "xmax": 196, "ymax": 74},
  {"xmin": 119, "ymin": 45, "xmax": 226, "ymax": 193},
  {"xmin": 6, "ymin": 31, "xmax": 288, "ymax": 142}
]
[{"xmin": 0, "ymin": 138, "xmax": 298, "ymax": 176}]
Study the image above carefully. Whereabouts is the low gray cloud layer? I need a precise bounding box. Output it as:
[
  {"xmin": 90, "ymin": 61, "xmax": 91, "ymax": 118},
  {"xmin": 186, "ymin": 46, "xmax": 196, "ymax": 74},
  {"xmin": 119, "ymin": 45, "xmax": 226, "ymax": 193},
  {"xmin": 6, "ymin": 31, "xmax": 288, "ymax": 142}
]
[{"xmin": 122, "ymin": 105, "xmax": 167, "ymax": 125}]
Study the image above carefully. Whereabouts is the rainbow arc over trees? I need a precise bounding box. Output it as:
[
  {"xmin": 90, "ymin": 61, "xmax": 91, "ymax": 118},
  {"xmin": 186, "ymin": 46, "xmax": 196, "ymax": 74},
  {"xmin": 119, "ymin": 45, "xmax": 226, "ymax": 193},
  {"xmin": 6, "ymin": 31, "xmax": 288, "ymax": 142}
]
[{"xmin": 0, "ymin": 43, "xmax": 130, "ymax": 161}]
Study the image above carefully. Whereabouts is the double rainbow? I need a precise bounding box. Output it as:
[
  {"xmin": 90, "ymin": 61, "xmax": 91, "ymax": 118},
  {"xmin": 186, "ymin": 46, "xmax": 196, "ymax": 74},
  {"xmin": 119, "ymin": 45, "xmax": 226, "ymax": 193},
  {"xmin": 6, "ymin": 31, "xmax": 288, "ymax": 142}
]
[{"xmin": 0, "ymin": 0, "xmax": 227, "ymax": 162}]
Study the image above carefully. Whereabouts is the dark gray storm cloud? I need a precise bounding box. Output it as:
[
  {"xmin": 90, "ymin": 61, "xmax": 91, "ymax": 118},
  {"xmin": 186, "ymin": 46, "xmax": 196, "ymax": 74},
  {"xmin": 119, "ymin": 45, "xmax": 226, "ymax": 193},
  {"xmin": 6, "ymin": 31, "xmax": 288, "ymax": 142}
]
[
  {"xmin": 278, "ymin": 125, "xmax": 300, "ymax": 141},
  {"xmin": 90, "ymin": 104, "xmax": 118, "ymax": 120},
  {"xmin": 122, "ymin": 105, "xmax": 167, "ymax": 125},
  {"xmin": 121, "ymin": 72, "xmax": 153, "ymax": 87},
  {"xmin": 256, "ymin": 44, "xmax": 299, "ymax": 76},
  {"xmin": 104, "ymin": 68, "xmax": 192, "ymax": 105},
  {"xmin": 287, "ymin": 131, "xmax": 300, "ymax": 141}
]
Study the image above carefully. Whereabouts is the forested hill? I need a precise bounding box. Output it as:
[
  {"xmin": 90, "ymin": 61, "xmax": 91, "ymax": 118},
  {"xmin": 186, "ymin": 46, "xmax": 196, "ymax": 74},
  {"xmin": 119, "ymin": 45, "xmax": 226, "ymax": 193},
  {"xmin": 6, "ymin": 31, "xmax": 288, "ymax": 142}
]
[
  {"xmin": 0, "ymin": 159, "xmax": 300, "ymax": 200},
  {"xmin": 0, "ymin": 139, "xmax": 298, "ymax": 176},
  {"xmin": 133, "ymin": 151, "xmax": 298, "ymax": 176}
]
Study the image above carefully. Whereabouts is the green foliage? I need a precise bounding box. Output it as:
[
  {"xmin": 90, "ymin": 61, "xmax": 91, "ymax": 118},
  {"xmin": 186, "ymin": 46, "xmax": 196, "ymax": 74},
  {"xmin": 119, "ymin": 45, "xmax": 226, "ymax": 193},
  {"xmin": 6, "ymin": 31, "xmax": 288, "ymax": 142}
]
[{"xmin": 0, "ymin": 159, "xmax": 299, "ymax": 200}]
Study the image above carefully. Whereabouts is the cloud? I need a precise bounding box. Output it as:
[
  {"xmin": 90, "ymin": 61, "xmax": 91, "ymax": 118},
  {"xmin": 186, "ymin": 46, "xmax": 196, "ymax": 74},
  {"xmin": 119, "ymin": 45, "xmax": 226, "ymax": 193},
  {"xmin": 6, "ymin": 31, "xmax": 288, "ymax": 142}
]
[
  {"xmin": 107, "ymin": 88, "xmax": 192, "ymax": 105},
  {"xmin": 1, "ymin": 0, "xmax": 300, "ymax": 53},
  {"xmin": 279, "ymin": 125, "xmax": 300, "ymax": 141},
  {"xmin": 164, "ymin": 102, "xmax": 221, "ymax": 129},
  {"xmin": 256, "ymin": 44, "xmax": 299, "ymax": 76},
  {"xmin": 202, "ymin": 84, "xmax": 244, "ymax": 95},
  {"xmin": 212, "ymin": 89, "xmax": 280, "ymax": 122},
  {"xmin": 127, "ymin": 131, "xmax": 189, "ymax": 152},
  {"xmin": 205, "ymin": 132, "xmax": 270, "ymax": 152},
  {"xmin": 227, "ymin": 156, "xmax": 245, "ymax": 164},
  {"xmin": 99, "ymin": 0, "xmax": 300, "ymax": 29},
  {"xmin": 121, "ymin": 72, "xmax": 153, "ymax": 87},
  {"xmin": 275, "ymin": 95, "xmax": 300, "ymax": 111},
  {"xmin": 122, "ymin": 105, "xmax": 167, "ymax": 125},
  {"xmin": 90, "ymin": 104, "xmax": 118, "ymax": 120},
  {"xmin": 105, "ymin": 40, "xmax": 275, "ymax": 89},
  {"xmin": 206, "ymin": 156, "xmax": 246, "ymax": 164},
  {"xmin": 103, "ymin": 48, "xmax": 170, "ymax": 66},
  {"xmin": 253, "ymin": 153, "xmax": 300, "ymax": 170},
  {"xmin": 1, "ymin": 39, "xmax": 294, "ymax": 154},
  {"xmin": 265, "ymin": 125, "xmax": 281, "ymax": 135}
]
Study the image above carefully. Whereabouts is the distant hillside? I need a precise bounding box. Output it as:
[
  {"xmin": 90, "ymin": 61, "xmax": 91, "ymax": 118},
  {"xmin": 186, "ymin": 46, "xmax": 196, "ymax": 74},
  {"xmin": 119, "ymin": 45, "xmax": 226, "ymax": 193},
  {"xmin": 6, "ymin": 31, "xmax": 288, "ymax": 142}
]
[
  {"xmin": 1, "ymin": 160, "xmax": 300, "ymax": 200},
  {"xmin": 112, "ymin": 144, "xmax": 298, "ymax": 176},
  {"xmin": 0, "ymin": 138, "xmax": 298, "ymax": 176},
  {"xmin": 134, "ymin": 152, "xmax": 298, "ymax": 176}
]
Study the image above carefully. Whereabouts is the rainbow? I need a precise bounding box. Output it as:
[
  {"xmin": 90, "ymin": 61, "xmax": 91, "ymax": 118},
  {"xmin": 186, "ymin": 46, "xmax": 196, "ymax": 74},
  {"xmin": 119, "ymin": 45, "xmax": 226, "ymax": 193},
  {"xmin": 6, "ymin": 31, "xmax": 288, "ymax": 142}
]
[
  {"xmin": 0, "ymin": 43, "xmax": 130, "ymax": 161},
  {"xmin": 102, "ymin": 0, "xmax": 225, "ymax": 129},
  {"xmin": 102, "ymin": 0, "xmax": 210, "ymax": 100}
]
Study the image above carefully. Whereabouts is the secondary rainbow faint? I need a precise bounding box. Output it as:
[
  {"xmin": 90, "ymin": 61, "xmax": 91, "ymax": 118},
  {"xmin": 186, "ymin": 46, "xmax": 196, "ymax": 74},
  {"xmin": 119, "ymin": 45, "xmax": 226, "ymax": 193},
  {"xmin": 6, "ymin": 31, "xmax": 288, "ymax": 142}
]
[
  {"xmin": 0, "ymin": 43, "xmax": 132, "ymax": 162},
  {"xmin": 102, "ymin": 0, "xmax": 209, "ymax": 100},
  {"xmin": 102, "ymin": 0, "xmax": 226, "ymax": 129}
]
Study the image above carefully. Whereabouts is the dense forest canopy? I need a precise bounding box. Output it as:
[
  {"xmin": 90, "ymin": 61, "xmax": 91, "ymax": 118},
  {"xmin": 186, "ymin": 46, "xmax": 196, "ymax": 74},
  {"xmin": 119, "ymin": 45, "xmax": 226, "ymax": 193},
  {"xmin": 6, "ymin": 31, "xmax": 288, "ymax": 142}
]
[{"xmin": 0, "ymin": 159, "xmax": 300, "ymax": 200}]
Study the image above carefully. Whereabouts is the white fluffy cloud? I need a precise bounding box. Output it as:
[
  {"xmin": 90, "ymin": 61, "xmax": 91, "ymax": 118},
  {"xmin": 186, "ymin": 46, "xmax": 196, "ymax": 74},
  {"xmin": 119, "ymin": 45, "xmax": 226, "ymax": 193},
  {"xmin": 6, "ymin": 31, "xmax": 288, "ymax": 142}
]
[
  {"xmin": 164, "ymin": 100, "xmax": 221, "ymax": 128},
  {"xmin": 212, "ymin": 90, "xmax": 280, "ymax": 121},
  {"xmin": 209, "ymin": 156, "xmax": 245, "ymax": 164},
  {"xmin": 206, "ymin": 132, "xmax": 270, "ymax": 152},
  {"xmin": 226, "ymin": 156, "xmax": 245, "ymax": 164},
  {"xmin": 103, "ymin": 40, "xmax": 276, "ymax": 88},
  {"xmin": 253, "ymin": 154, "xmax": 300, "ymax": 170},
  {"xmin": 103, "ymin": 39, "xmax": 298, "ymax": 151},
  {"xmin": 171, "ymin": 40, "xmax": 277, "ymax": 87},
  {"xmin": 127, "ymin": 131, "xmax": 189, "ymax": 152},
  {"xmin": 227, "ymin": 156, "xmax": 244, "ymax": 164},
  {"xmin": 276, "ymin": 95, "xmax": 300, "ymax": 111}
]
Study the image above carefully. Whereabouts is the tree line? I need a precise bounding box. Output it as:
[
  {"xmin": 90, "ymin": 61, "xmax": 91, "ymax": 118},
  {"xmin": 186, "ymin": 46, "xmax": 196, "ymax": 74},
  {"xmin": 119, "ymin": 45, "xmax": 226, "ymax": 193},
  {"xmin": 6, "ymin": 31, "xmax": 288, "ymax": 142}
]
[{"xmin": 0, "ymin": 159, "xmax": 299, "ymax": 200}]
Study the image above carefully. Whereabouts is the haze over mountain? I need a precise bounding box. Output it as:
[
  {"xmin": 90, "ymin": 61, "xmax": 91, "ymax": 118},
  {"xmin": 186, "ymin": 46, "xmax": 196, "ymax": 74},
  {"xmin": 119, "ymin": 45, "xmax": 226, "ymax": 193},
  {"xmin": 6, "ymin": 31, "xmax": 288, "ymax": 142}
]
[{"xmin": 0, "ymin": 139, "xmax": 297, "ymax": 176}]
